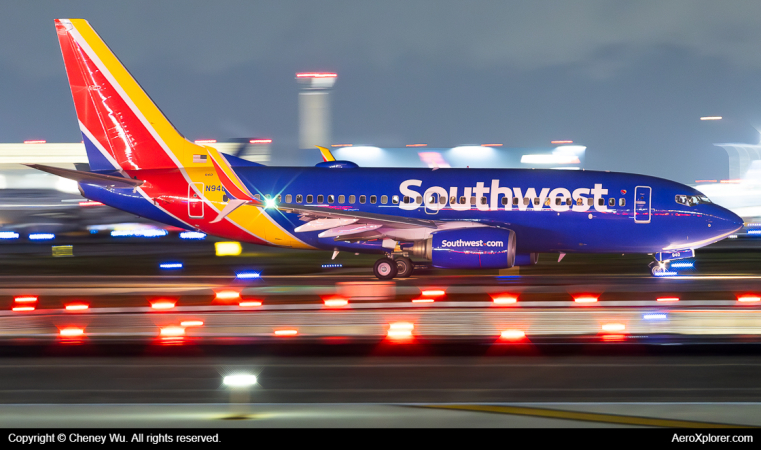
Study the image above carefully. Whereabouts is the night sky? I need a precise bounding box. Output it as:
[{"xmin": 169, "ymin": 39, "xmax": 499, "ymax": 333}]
[{"xmin": 3, "ymin": 1, "xmax": 761, "ymax": 183}]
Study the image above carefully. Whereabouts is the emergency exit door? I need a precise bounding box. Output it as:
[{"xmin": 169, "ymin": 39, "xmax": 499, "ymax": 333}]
[{"xmin": 188, "ymin": 182, "xmax": 204, "ymax": 218}]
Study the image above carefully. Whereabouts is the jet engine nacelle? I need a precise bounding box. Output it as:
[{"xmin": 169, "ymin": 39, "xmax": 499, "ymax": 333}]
[{"xmin": 410, "ymin": 227, "xmax": 516, "ymax": 269}]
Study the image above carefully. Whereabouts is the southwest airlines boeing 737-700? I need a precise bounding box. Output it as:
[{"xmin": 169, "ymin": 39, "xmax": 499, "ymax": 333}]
[{"xmin": 29, "ymin": 19, "xmax": 744, "ymax": 279}]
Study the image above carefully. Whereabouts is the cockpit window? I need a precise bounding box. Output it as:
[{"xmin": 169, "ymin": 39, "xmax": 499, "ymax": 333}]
[{"xmin": 675, "ymin": 195, "xmax": 712, "ymax": 206}]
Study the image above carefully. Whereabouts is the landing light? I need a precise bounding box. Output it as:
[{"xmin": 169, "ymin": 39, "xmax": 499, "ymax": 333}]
[{"xmin": 264, "ymin": 197, "xmax": 277, "ymax": 209}]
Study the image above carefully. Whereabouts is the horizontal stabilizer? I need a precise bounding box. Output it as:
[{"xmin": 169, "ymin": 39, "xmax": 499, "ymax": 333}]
[{"xmin": 25, "ymin": 164, "xmax": 144, "ymax": 189}]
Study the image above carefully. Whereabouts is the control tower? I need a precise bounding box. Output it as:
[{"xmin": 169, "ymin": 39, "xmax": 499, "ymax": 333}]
[{"xmin": 296, "ymin": 72, "xmax": 336, "ymax": 150}]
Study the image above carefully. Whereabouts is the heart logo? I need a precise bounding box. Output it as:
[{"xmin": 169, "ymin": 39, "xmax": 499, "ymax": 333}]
[{"xmin": 621, "ymin": 189, "xmax": 627, "ymax": 195}]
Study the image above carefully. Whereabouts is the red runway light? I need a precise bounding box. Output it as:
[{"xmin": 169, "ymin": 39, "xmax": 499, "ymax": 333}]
[
  {"xmin": 181, "ymin": 320, "xmax": 204, "ymax": 327},
  {"xmin": 738, "ymin": 295, "xmax": 761, "ymax": 303},
  {"xmin": 160, "ymin": 326, "xmax": 185, "ymax": 337},
  {"xmin": 59, "ymin": 327, "xmax": 84, "ymax": 337},
  {"xmin": 215, "ymin": 290, "xmax": 240, "ymax": 300},
  {"xmin": 500, "ymin": 329, "xmax": 526, "ymax": 340},
  {"xmin": 421, "ymin": 289, "xmax": 446, "ymax": 297},
  {"xmin": 78, "ymin": 201, "xmax": 103, "ymax": 206},
  {"xmin": 239, "ymin": 301, "xmax": 262, "ymax": 307},
  {"xmin": 12, "ymin": 306, "xmax": 34, "ymax": 312},
  {"xmin": 323, "ymin": 297, "xmax": 348, "ymax": 307},
  {"xmin": 387, "ymin": 322, "xmax": 414, "ymax": 339},
  {"xmin": 602, "ymin": 323, "xmax": 626, "ymax": 332},
  {"xmin": 492, "ymin": 294, "xmax": 518, "ymax": 305},
  {"xmin": 602, "ymin": 334, "xmax": 626, "ymax": 341},
  {"xmin": 65, "ymin": 303, "xmax": 89, "ymax": 311},
  {"xmin": 274, "ymin": 329, "xmax": 298, "ymax": 336},
  {"xmin": 657, "ymin": 297, "xmax": 679, "ymax": 302},
  {"xmin": 412, "ymin": 298, "xmax": 434, "ymax": 303},
  {"xmin": 14, "ymin": 296, "xmax": 37, "ymax": 303},
  {"xmin": 573, "ymin": 296, "xmax": 598, "ymax": 303},
  {"xmin": 150, "ymin": 300, "xmax": 176, "ymax": 309}
]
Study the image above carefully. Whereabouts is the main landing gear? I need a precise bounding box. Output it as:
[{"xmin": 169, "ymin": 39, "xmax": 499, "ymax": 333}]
[{"xmin": 373, "ymin": 255, "xmax": 414, "ymax": 280}]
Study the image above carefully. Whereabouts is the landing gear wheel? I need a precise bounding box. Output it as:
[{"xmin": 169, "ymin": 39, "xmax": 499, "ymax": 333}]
[
  {"xmin": 395, "ymin": 257, "xmax": 414, "ymax": 278},
  {"xmin": 649, "ymin": 260, "xmax": 668, "ymax": 276},
  {"xmin": 374, "ymin": 258, "xmax": 398, "ymax": 280}
]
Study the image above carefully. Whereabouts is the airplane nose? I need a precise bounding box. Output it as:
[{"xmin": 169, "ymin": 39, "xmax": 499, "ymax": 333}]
[{"xmin": 720, "ymin": 208, "xmax": 744, "ymax": 233}]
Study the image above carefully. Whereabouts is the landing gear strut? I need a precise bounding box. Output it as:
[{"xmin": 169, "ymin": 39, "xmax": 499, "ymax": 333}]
[
  {"xmin": 373, "ymin": 258, "xmax": 397, "ymax": 280},
  {"xmin": 649, "ymin": 260, "xmax": 670, "ymax": 276}
]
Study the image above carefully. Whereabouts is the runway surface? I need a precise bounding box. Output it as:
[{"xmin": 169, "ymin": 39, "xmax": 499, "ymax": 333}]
[{"xmin": 2, "ymin": 354, "xmax": 761, "ymax": 427}]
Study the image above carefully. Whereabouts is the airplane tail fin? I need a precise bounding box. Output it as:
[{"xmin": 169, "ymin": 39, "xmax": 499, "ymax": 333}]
[{"xmin": 55, "ymin": 19, "xmax": 206, "ymax": 172}]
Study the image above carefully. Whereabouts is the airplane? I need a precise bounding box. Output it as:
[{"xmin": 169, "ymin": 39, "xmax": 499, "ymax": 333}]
[{"xmin": 30, "ymin": 19, "xmax": 744, "ymax": 279}]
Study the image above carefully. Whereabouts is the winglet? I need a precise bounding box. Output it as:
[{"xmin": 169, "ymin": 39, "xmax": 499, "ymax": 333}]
[{"xmin": 317, "ymin": 146, "xmax": 336, "ymax": 162}]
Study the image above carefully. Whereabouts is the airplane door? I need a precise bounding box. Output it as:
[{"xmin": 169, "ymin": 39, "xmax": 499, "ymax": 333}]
[
  {"xmin": 188, "ymin": 182, "xmax": 204, "ymax": 218},
  {"xmin": 634, "ymin": 186, "xmax": 651, "ymax": 223}
]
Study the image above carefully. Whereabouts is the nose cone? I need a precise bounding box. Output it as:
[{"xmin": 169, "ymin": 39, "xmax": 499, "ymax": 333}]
[{"xmin": 716, "ymin": 206, "xmax": 744, "ymax": 234}]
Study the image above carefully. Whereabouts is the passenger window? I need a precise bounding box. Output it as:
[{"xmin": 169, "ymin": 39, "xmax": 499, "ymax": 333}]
[
  {"xmin": 598, "ymin": 198, "xmax": 605, "ymax": 206},
  {"xmin": 370, "ymin": 195, "xmax": 377, "ymax": 204},
  {"xmin": 555, "ymin": 198, "xmax": 562, "ymax": 206},
  {"xmin": 566, "ymin": 198, "xmax": 572, "ymax": 206},
  {"xmin": 285, "ymin": 194, "xmax": 292, "ymax": 203},
  {"xmin": 545, "ymin": 198, "xmax": 551, "ymax": 206},
  {"xmin": 254, "ymin": 194, "xmax": 261, "ymax": 201},
  {"xmin": 416, "ymin": 196, "xmax": 423, "ymax": 204},
  {"xmin": 588, "ymin": 198, "xmax": 593, "ymax": 206},
  {"xmin": 296, "ymin": 194, "xmax": 303, "ymax": 203},
  {"xmin": 513, "ymin": 197, "xmax": 519, "ymax": 206},
  {"xmin": 501, "ymin": 197, "xmax": 508, "ymax": 205},
  {"xmin": 440, "ymin": 196, "xmax": 447, "ymax": 205},
  {"xmin": 428, "ymin": 196, "xmax": 435, "ymax": 204},
  {"xmin": 381, "ymin": 195, "xmax": 388, "ymax": 204},
  {"xmin": 307, "ymin": 194, "xmax": 313, "ymax": 203},
  {"xmin": 392, "ymin": 195, "xmax": 399, "ymax": 204},
  {"xmin": 619, "ymin": 198, "xmax": 626, "ymax": 207},
  {"xmin": 338, "ymin": 195, "xmax": 345, "ymax": 204},
  {"xmin": 471, "ymin": 197, "xmax": 477, "ymax": 205},
  {"xmin": 403, "ymin": 196, "xmax": 410, "ymax": 204},
  {"xmin": 523, "ymin": 198, "xmax": 530, "ymax": 206},
  {"xmin": 328, "ymin": 195, "xmax": 334, "ymax": 203},
  {"xmin": 349, "ymin": 195, "xmax": 356, "ymax": 204},
  {"xmin": 359, "ymin": 195, "xmax": 366, "ymax": 204},
  {"xmin": 277, "ymin": 195, "xmax": 281, "ymax": 203},
  {"xmin": 481, "ymin": 197, "xmax": 488, "ymax": 205},
  {"xmin": 576, "ymin": 197, "xmax": 583, "ymax": 206},
  {"xmin": 317, "ymin": 194, "xmax": 324, "ymax": 203},
  {"xmin": 609, "ymin": 198, "xmax": 615, "ymax": 207},
  {"xmin": 533, "ymin": 198, "xmax": 540, "ymax": 205},
  {"xmin": 460, "ymin": 196, "xmax": 466, "ymax": 205}
]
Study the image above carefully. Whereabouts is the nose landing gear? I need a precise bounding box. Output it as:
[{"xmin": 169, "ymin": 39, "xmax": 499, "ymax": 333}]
[{"xmin": 649, "ymin": 260, "xmax": 671, "ymax": 276}]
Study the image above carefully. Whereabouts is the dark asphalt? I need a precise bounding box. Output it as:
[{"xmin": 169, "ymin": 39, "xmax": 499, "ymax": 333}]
[{"xmin": 2, "ymin": 351, "xmax": 761, "ymax": 404}]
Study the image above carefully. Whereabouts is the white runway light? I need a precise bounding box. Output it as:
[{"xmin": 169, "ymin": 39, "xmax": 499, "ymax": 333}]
[{"xmin": 223, "ymin": 374, "xmax": 257, "ymax": 387}]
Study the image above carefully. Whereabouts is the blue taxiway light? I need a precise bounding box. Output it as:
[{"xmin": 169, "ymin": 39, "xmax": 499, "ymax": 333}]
[
  {"xmin": 653, "ymin": 270, "xmax": 678, "ymax": 277},
  {"xmin": 0, "ymin": 232, "xmax": 19, "ymax": 240},
  {"xmin": 670, "ymin": 261, "xmax": 694, "ymax": 269},
  {"xmin": 236, "ymin": 271, "xmax": 261, "ymax": 279},
  {"xmin": 322, "ymin": 264, "xmax": 343, "ymax": 268},
  {"xmin": 159, "ymin": 262, "xmax": 183, "ymax": 269},
  {"xmin": 29, "ymin": 233, "xmax": 55, "ymax": 240},
  {"xmin": 110, "ymin": 229, "xmax": 168, "ymax": 238},
  {"xmin": 643, "ymin": 313, "xmax": 668, "ymax": 320},
  {"xmin": 179, "ymin": 231, "xmax": 206, "ymax": 240}
]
